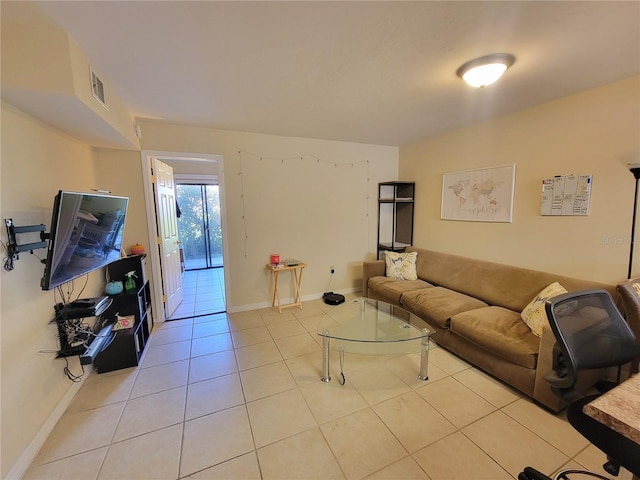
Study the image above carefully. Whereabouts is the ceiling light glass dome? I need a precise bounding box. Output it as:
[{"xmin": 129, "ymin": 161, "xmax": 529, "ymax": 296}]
[{"xmin": 456, "ymin": 53, "xmax": 516, "ymax": 87}]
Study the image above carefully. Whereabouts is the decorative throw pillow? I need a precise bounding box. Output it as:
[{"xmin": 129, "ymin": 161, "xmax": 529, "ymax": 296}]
[
  {"xmin": 521, "ymin": 282, "xmax": 568, "ymax": 337},
  {"xmin": 384, "ymin": 251, "xmax": 418, "ymax": 281}
]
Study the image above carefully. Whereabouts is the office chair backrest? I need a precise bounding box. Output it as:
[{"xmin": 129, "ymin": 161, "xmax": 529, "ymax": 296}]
[{"xmin": 544, "ymin": 289, "xmax": 640, "ymax": 394}]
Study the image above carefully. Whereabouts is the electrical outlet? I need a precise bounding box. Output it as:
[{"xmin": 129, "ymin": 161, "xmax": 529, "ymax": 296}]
[{"xmin": 330, "ymin": 265, "xmax": 335, "ymax": 274}]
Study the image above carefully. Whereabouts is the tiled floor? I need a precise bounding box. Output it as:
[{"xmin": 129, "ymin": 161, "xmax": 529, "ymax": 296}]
[
  {"xmin": 24, "ymin": 295, "xmax": 613, "ymax": 480},
  {"xmin": 168, "ymin": 268, "xmax": 226, "ymax": 320}
]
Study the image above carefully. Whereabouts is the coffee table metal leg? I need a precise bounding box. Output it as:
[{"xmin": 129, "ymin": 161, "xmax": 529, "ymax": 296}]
[
  {"xmin": 418, "ymin": 331, "xmax": 430, "ymax": 380},
  {"xmin": 321, "ymin": 333, "xmax": 331, "ymax": 382}
]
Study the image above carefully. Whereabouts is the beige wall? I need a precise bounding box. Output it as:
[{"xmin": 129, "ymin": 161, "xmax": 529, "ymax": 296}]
[
  {"xmin": 92, "ymin": 148, "xmax": 148, "ymax": 254},
  {"xmin": 166, "ymin": 158, "xmax": 220, "ymax": 177},
  {"xmin": 399, "ymin": 76, "xmax": 640, "ymax": 284},
  {"xmin": 0, "ymin": 101, "xmax": 103, "ymax": 478},
  {"xmin": 138, "ymin": 121, "xmax": 399, "ymax": 309},
  {"xmin": 0, "ymin": 104, "xmax": 146, "ymax": 478}
]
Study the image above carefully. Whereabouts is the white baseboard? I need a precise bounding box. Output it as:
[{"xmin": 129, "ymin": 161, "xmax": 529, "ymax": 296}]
[
  {"xmin": 226, "ymin": 288, "xmax": 361, "ymax": 314},
  {"xmin": 5, "ymin": 367, "xmax": 92, "ymax": 480}
]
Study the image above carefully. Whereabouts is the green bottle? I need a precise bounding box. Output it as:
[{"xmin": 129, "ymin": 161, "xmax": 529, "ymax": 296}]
[{"xmin": 124, "ymin": 271, "xmax": 137, "ymax": 292}]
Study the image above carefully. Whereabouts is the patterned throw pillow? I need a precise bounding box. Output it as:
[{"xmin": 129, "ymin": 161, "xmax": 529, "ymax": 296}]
[
  {"xmin": 521, "ymin": 282, "xmax": 568, "ymax": 337},
  {"xmin": 384, "ymin": 251, "xmax": 418, "ymax": 281}
]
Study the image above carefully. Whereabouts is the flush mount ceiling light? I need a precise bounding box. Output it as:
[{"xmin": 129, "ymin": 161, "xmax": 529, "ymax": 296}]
[{"xmin": 456, "ymin": 53, "xmax": 516, "ymax": 88}]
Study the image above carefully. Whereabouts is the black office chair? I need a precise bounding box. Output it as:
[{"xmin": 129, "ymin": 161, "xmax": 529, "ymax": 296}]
[{"xmin": 519, "ymin": 289, "xmax": 640, "ymax": 480}]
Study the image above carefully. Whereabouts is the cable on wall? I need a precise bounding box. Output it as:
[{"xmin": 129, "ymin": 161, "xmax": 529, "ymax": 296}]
[{"xmin": 237, "ymin": 150, "xmax": 371, "ymax": 259}]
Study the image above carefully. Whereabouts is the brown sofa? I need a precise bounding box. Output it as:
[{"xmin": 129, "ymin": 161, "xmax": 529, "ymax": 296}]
[
  {"xmin": 615, "ymin": 278, "xmax": 640, "ymax": 374},
  {"xmin": 363, "ymin": 246, "xmax": 618, "ymax": 412}
]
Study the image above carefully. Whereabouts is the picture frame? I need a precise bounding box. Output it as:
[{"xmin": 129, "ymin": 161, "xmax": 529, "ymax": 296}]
[{"xmin": 441, "ymin": 164, "xmax": 516, "ymax": 223}]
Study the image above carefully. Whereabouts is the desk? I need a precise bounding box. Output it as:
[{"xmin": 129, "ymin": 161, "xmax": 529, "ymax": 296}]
[
  {"xmin": 583, "ymin": 373, "xmax": 640, "ymax": 444},
  {"xmin": 267, "ymin": 263, "xmax": 306, "ymax": 313}
]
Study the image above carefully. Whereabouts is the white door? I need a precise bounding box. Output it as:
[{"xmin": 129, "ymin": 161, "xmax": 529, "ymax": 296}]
[{"xmin": 152, "ymin": 158, "xmax": 183, "ymax": 317}]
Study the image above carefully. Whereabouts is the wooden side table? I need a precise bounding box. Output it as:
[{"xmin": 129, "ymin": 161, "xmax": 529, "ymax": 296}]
[{"xmin": 267, "ymin": 263, "xmax": 306, "ymax": 313}]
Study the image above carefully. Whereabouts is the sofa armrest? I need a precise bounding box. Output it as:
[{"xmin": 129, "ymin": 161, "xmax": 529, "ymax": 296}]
[
  {"xmin": 532, "ymin": 324, "xmax": 566, "ymax": 412},
  {"xmin": 363, "ymin": 260, "xmax": 385, "ymax": 297},
  {"xmin": 616, "ymin": 280, "xmax": 640, "ymax": 374}
]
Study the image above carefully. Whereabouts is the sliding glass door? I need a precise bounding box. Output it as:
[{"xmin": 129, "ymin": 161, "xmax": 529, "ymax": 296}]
[{"xmin": 176, "ymin": 184, "xmax": 223, "ymax": 270}]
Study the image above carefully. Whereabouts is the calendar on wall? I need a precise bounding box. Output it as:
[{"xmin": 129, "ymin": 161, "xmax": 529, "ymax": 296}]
[{"xmin": 541, "ymin": 174, "xmax": 592, "ymax": 216}]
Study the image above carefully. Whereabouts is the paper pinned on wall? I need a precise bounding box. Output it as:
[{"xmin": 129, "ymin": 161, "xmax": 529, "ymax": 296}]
[{"xmin": 541, "ymin": 174, "xmax": 592, "ymax": 216}]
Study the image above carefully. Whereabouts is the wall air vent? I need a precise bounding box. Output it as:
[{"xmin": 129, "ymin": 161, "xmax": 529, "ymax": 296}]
[{"xmin": 89, "ymin": 66, "xmax": 109, "ymax": 110}]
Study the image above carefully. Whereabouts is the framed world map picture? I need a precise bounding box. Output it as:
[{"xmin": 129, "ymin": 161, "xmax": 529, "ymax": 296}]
[{"xmin": 441, "ymin": 164, "xmax": 516, "ymax": 222}]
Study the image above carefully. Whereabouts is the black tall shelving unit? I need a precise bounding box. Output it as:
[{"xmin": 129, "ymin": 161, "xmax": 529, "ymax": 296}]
[
  {"xmin": 93, "ymin": 255, "xmax": 153, "ymax": 373},
  {"xmin": 377, "ymin": 182, "xmax": 415, "ymax": 259}
]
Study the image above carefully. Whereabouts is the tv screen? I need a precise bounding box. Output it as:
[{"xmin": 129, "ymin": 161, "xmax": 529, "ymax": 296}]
[{"xmin": 41, "ymin": 191, "xmax": 129, "ymax": 291}]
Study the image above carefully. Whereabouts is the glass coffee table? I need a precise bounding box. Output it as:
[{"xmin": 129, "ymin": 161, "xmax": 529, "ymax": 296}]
[{"xmin": 317, "ymin": 297, "xmax": 434, "ymax": 383}]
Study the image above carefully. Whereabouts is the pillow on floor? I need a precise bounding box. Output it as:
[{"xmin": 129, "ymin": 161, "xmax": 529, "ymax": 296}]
[
  {"xmin": 521, "ymin": 282, "xmax": 568, "ymax": 337},
  {"xmin": 384, "ymin": 251, "xmax": 418, "ymax": 281}
]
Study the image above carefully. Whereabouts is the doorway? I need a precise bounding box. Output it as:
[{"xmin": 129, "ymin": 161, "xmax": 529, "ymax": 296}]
[
  {"xmin": 167, "ymin": 177, "xmax": 226, "ymax": 320},
  {"xmin": 141, "ymin": 151, "xmax": 228, "ymax": 324},
  {"xmin": 176, "ymin": 184, "xmax": 223, "ymax": 270},
  {"xmin": 169, "ymin": 182, "xmax": 226, "ymax": 319}
]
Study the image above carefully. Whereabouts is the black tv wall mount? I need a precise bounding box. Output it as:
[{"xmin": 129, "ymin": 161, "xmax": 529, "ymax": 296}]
[{"xmin": 4, "ymin": 218, "xmax": 48, "ymax": 270}]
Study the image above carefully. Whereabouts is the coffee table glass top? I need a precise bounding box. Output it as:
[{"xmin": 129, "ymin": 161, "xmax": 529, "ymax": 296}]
[
  {"xmin": 317, "ymin": 297, "xmax": 433, "ymax": 345},
  {"xmin": 317, "ymin": 297, "xmax": 434, "ymax": 382}
]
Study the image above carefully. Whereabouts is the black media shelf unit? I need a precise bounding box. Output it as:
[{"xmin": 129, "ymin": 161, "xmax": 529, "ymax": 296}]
[
  {"xmin": 377, "ymin": 181, "xmax": 415, "ymax": 259},
  {"xmin": 93, "ymin": 255, "xmax": 153, "ymax": 373},
  {"xmin": 53, "ymin": 297, "xmax": 112, "ymax": 359}
]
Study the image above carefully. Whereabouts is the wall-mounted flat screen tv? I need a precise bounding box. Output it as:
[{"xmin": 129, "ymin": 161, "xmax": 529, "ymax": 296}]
[{"xmin": 41, "ymin": 191, "xmax": 129, "ymax": 291}]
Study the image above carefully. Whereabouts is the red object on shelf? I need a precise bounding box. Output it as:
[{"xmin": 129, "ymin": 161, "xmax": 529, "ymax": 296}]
[{"xmin": 271, "ymin": 254, "xmax": 280, "ymax": 265}]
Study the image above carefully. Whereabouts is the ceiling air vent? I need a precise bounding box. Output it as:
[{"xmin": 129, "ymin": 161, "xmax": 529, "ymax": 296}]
[{"xmin": 89, "ymin": 66, "xmax": 108, "ymax": 110}]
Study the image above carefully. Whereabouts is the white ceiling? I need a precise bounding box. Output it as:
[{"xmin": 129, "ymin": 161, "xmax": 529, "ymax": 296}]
[{"xmin": 34, "ymin": 1, "xmax": 640, "ymax": 147}]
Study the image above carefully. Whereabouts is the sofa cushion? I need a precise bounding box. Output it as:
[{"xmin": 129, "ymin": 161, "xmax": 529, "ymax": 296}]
[
  {"xmin": 367, "ymin": 276, "xmax": 432, "ymax": 305},
  {"xmin": 450, "ymin": 306, "xmax": 539, "ymax": 369},
  {"xmin": 401, "ymin": 287, "xmax": 488, "ymax": 329},
  {"xmin": 384, "ymin": 251, "xmax": 418, "ymax": 280}
]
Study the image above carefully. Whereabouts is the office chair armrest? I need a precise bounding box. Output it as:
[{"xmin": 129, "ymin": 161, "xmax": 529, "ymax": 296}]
[{"xmin": 533, "ymin": 324, "xmax": 567, "ymax": 412}]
